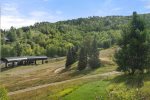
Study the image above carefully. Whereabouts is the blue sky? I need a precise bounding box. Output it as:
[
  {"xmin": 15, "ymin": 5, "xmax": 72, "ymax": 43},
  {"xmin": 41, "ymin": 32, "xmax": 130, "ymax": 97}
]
[{"xmin": 1, "ymin": 0, "xmax": 150, "ymax": 29}]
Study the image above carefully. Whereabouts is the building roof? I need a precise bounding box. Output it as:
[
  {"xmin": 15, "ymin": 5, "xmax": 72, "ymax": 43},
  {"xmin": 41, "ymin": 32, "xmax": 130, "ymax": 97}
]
[{"xmin": 1, "ymin": 56, "xmax": 48, "ymax": 62}]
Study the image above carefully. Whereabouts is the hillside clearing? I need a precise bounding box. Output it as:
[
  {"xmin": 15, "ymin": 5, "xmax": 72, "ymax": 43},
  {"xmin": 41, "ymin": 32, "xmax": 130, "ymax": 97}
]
[
  {"xmin": 0, "ymin": 47, "xmax": 117, "ymax": 92},
  {"xmin": 9, "ymin": 72, "xmax": 120, "ymax": 100},
  {"xmin": 0, "ymin": 47, "xmax": 120, "ymax": 100},
  {"xmin": 8, "ymin": 71, "xmax": 120, "ymax": 96}
]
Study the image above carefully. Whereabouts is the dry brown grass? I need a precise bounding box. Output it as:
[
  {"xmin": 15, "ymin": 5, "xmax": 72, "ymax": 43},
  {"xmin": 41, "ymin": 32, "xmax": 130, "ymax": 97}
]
[
  {"xmin": 10, "ymin": 74, "xmax": 118, "ymax": 100},
  {"xmin": 0, "ymin": 47, "xmax": 118, "ymax": 100},
  {"xmin": 0, "ymin": 59, "xmax": 67, "ymax": 92}
]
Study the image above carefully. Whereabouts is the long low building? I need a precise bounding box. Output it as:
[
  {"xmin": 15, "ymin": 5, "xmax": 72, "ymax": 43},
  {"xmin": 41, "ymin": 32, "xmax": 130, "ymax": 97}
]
[{"xmin": 1, "ymin": 56, "xmax": 48, "ymax": 68}]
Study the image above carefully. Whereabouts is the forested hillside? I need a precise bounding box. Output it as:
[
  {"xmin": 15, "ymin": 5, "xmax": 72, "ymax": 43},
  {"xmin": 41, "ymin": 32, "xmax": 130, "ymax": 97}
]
[{"xmin": 1, "ymin": 13, "xmax": 150, "ymax": 57}]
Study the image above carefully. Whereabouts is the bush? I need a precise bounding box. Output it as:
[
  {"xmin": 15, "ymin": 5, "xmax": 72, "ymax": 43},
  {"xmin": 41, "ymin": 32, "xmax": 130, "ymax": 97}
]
[
  {"xmin": 107, "ymin": 84, "xmax": 137, "ymax": 100},
  {"xmin": 0, "ymin": 86, "xmax": 8, "ymax": 100}
]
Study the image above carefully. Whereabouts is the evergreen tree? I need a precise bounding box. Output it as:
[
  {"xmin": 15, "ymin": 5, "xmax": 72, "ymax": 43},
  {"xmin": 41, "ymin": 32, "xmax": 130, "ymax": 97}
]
[
  {"xmin": 115, "ymin": 12, "xmax": 150, "ymax": 74},
  {"xmin": 89, "ymin": 36, "xmax": 101, "ymax": 68},
  {"xmin": 65, "ymin": 47, "xmax": 78, "ymax": 69},
  {"xmin": 145, "ymin": 31, "xmax": 150, "ymax": 72},
  {"xmin": 78, "ymin": 46, "xmax": 87, "ymax": 70},
  {"xmin": 71, "ymin": 46, "xmax": 78, "ymax": 63},
  {"xmin": 65, "ymin": 48, "xmax": 73, "ymax": 69}
]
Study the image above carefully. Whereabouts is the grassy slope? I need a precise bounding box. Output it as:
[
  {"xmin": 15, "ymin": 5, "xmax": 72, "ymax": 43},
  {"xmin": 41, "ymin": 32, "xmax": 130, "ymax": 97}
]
[
  {"xmin": 9, "ymin": 74, "xmax": 118, "ymax": 100},
  {"xmin": 0, "ymin": 59, "xmax": 69, "ymax": 92},
  {"xmin": 63, "ymin": 80, "xmax": 109, "ymax": 100},
  {"xmin": 63, "ymin": 58, "xmax": 150, "ymax": 99},
  {"xmin": 0, "ymin": 47, "xmax": 117, "ymax": 92},
  {"xmin": 61, "ymin": 46, "xmax": 150, "ymax": 100},
  {"xmin": 0, "ymin": 47, "xmax": 118, "ymax": 100},
  {"xmin": 3, "ymin": 46, "xmax": 150, "ymax": 100},
  {"xmin": 62, "ymin": 73, "xmax": 150, "ymax": 100}
]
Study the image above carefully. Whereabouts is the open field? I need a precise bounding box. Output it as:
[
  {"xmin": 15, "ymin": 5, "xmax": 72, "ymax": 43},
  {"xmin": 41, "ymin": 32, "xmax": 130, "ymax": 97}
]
[
  {"xmin": 0, "ymin": 47, "xmax": 121, "ymax": 100},
  {"xmin": 9, "ymin": 72, "xmax": 120, "ymax": 100},
  {"xmin": 0, "ymin": 47, "xmax": 117, "ymax": 91},
  {"xmin": 1, "ymin": 46, "xmax": 150, "ymax": 100}
]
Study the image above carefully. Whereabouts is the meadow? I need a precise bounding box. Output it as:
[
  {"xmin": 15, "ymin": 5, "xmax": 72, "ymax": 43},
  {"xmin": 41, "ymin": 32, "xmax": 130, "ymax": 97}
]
[
  {"xmin": 0, "ymin": 47, "xmax": 118, "ymax": 100},
  {"xmin": 0, "ymin": 46, "xmax": 150, "ymax": 100}
]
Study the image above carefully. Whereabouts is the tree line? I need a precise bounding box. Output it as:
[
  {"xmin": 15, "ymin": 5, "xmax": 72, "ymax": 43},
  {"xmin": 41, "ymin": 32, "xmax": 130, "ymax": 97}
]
[
  {"xmin": 64, "ymin": 12, "xmax": 150, "ymax": 74},
  {"xmin": 65, "ymin": 35, "xmax": 100, "ymax": 70},
  {"xmin": 1, "ymin": 13, "xmax": 150, "ymax": 58}
]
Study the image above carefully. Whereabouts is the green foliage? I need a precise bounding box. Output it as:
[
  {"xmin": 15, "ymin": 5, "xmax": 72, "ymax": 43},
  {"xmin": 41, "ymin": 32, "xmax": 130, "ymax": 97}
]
[
  {"xmin": 88, "ymin": 36, "xmax": 101, "ymax": 68},
  {"xmin": 107, "ymin": 84, "xmax": 137, "ymax": 100},
  {"xmin": 58, "ymin": 88, "xmax": 75, "ymax": 97},
  {"xmin": 7, "ymin": 27, "xmax": 17, "ymax": 42},
  {"xmin": 77, "ymin": 35, "xmax": 101, "ymax": 70},
  {"xmin": 65, "ymin": 47, "xmax": 78, "ymax": 69},
  {"xmin": 0, "ymin": 86, "xmax": 8, "ymax": 100},
  {"xmin": 1, "ymin": 44, "xmax": 16, "ymax": 57},
  {"xmin": 140, "ymin": 82, "xmax": 150, "ymax": 99},
  {"xmin": 15, "ymin": 42, "xmax": 22, "ymax": 56},
  {"xmin": 1, "ymin": 13, "xmax": 150, "ymax": 58},
  {"xmin": 115, "ymin": 12, "xmax": 150, "ymax": 74},
  {"xmin": 33, "ymin": 44, "xmax": 46, "ymax": 56},
  {"xmin": 107, "ymin": 73, "xmax": 150, "ymax": 100},
  {"xmin": 78, "ymin": 46, "xmax": 87, "ymax": 70}
]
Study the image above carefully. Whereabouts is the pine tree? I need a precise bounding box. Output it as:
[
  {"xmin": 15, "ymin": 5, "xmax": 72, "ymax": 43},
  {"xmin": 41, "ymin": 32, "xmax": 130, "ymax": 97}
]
[
  {"xmin": 89, "ymin": 35, "xmax": 100, "ymax": 69},
  {"xmin": 65, "ymin": 46, "xmax": 78, "ymax": 69},
  {"xmin": 71, "ymin": 46, "xmax": 78, "ymax": 63},
  {"xmin": 78, "ymin": 46, "xmax": 87, "ymax": 70},
  {"xmin": 65, "ymin": 48, "xmax": 73, "ymax": 69},
  {"xmin": 115, "ymin": 12, "xmax": 150, "ymax": 74}
]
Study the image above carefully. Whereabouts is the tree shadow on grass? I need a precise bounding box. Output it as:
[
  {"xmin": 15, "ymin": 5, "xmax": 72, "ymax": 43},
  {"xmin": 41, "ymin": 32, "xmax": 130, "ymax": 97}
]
[
  {"xmin": 68, "ymin": 62, "xmax": 108, "ymax": 77},
  {"xmin": 110, "ymin": 73, "xmax": 150, "ymax": 88},
  {"xmin": 69, "ymin": 68, "xmax": 97, "ymax": 77}
]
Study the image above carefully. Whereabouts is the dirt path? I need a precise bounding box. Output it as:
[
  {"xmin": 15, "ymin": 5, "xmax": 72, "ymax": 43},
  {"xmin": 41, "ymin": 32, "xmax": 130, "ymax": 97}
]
[
  {"xmin": 54, "ymin": 66, "xmax": 65, "ymax": 73},
  {"xmin": 8, "ymin": 71, "xmax": 121, "ymax": 96}
]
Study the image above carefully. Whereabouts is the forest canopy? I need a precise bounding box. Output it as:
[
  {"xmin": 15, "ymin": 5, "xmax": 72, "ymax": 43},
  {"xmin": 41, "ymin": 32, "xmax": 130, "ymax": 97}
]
[{"xmin": 1, "ymin": 13, "xmax": 150, "ymax": 58}]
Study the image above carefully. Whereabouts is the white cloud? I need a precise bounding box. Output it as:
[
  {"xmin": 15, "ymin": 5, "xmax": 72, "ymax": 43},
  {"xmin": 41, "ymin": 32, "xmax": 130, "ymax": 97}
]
[
  {"xmin": 1, "ymin": 3, "xmax": 64, "ymax": 29},
  {"xmin": 1, "ymin": 15, "xmax": 37, "ymax": 29},
  {"xmin": 29, "ymin": 10, "xmax": 64, "ymax": 22},
  {"xmin": 2, "ymin": 3, "xmax": 20, "ymax": 18}
]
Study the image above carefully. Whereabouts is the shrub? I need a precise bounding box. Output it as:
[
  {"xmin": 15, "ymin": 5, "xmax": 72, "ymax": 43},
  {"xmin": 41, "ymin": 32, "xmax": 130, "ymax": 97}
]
[{"xmin": 0, "ymin": 86, "xmax": 8, "ymax": 100}]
